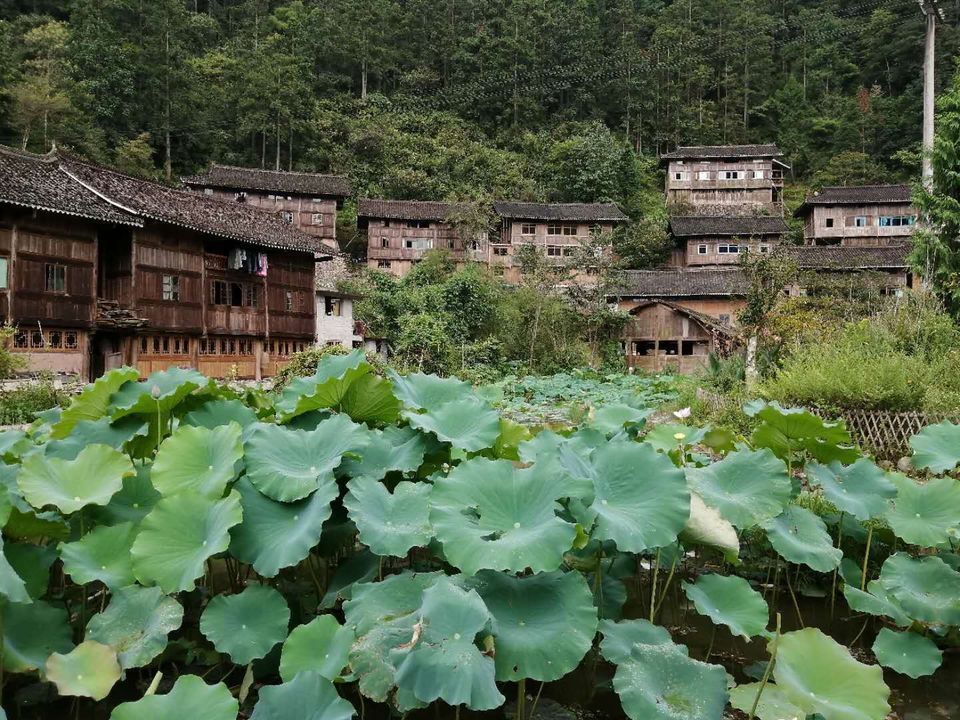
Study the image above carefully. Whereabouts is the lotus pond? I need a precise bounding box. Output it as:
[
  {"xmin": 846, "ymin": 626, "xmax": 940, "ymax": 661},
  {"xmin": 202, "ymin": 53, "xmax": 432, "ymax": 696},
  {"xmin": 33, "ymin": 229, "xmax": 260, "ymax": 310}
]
[{"xmin": 0, "ymin": 351, "xmax": 958, "ymax": 720}]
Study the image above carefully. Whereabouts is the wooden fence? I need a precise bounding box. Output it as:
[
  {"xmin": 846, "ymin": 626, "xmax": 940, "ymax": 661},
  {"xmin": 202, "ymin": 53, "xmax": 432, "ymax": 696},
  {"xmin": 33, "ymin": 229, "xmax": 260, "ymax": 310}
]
[{"xmin": 810, "ymin": 408, "xmax": 958, "ymax": 461}]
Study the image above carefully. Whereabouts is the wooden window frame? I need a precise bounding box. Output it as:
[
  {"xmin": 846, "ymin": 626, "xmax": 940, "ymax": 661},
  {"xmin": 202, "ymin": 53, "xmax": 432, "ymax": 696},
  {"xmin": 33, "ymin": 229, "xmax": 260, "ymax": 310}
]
[
  {"xmin": 44, "ymin": 263, "xmax": 67, "ymax": 293},
  {"xmin": 162, "ymin": 274, "xmax": 180, "ymax": 302}
]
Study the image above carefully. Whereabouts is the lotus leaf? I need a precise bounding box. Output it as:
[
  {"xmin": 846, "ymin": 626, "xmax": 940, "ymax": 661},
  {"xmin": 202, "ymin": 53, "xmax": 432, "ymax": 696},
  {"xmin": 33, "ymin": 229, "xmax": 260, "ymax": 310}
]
[
  {"xmin": 589, "ymin": 404, "xmax": 652, "ymax": 435},
  {"xmin": 682, "ymin": 574, "xmax": 768, "ymax": 639},
  {"xmin": 807, "ymin": 459, "xmax": 896, "ymax": 521},
  {"xmin": 589, "ymin": 441, "xmax": 689, "ymax": 553},
  {"xmin": 60, "ymin": 522, "xmax": 137, "ymax": 588},
  {"xmin": 275, "ymin": 350, "xmax": 370, "ymax": 421},
  {"xmin": 466, "ymin": 570, "xmax": 597, "ymax": 681},
  {"xmin": 873, "ymin": 628, "xmax": 942, "ymax": 680},
  {"xmin": 909, "ymin": 420, "xmax": 960, "ymax": 473},
  {"xmin": 131, "ymin": 490, "xmax": 243, "ymax": 593},
  {"xmin": 151, "ymin": 422, "xmax": 242, "ymax": 498},
  {"xmin": 4, "ymin": 543, "xmax": 55, "ymax": 599},
  {"xmin": 728, "ymin": 683, "xmax": 804, "ymax": 720},
  {"xmin": 598, "ymin": 618, "xmax": 675, "ymax": 664},
  {"xmin": 319, "ymin": 550, "xmax": 379, "ymax": 609},
  {"xmin": 885, "ymin": 474, "xmax": 960, "ymax": 547},
  {"xmin": 339, "ymin": 372, "xmax": 401, "ymax": 424},
  {"xmin": 90, "ymin": 462, "xmax": 161, "ymax": 526},
  {"xmin": 388, "ymin": 370, "xmax": 470, "ymax": 411},
  {"xmin": 429, "ymin": 457, "xmax": 576, "ymax": 575},
  {"xmin": 86, "ymin": 585, "xmax": 183, "ymax": 669},
  {"xmin": 182, "ymin": 398, "xmax": 258, "ymax": 429},
  {"xmin": 51, "ymin": 367, "xmax": 139, "ymax": 438},
  {"xmin": 404, "ymin": 395, "xmax": 500, "ymax": 452},
  {"xmin": 0, "ymin": 538, "xmax": 30, "ymax": 603},
  {"xmin": 244, "ymin": 416, "xmax": 365, "ymax": 501},
  {"xmin": 250, "ymin": 671, "xmax": 356, "ymax": 720},
  {"xmin": 45, "ymin": 641, "xmax": 121, "ymax": 700},
  {"xmin": 229, "ymin": 476, "xmax": 333, "ymax": 577},
  {"xmin": 44, "ymin": 416, "xmax": 148, "ymax": 460},
  {"xmin": 877, "ymin": 553, "xmax": 960, "ymax": 626},
  {"xmin": 773, "ymin": 628, "xmax": 890, "ymax": 720},
  {"xmin": 18, "ymin": 443, "xmax": 134, "ymax": 513},
  {"xmin": 343, "ymin": 478, "xmax": 432, "ymax": 557},
  {"xmin": 686, "ymin": 449, "xmax": 791, "ymax": 528},
  {"xmin": 644, "ymin": 423, "xmax": 708, "ymax": 452},
  {"xmin": 109, "ymin": 367, "xmax": 209, "ymax": 418},
  {"xmin": 680, "ymin": 494, "xmax": 739, "ymax": 562},
  {"xmin": 592, "ymin": 571, "xmax": 627, "ymax": 620},
  {"xmin": 279, "ymin": 614, "xmax": 353, "ymax": 682},
  {"xmin": 763, "ymin": 506, "xmax": 842, "ymax": 572},
  {"xmin": 110, "ymin": 674, "xmax": 238, "ymax": 720},
  {"xmin": 1, "ymin": 599, "xmax": 73, "ymax": 672},
  {"xmin": 0, "ymin": 428, "xmax": 30, "ymax": 461},
  {"xmin": 200, "ymin": 585, "xmax": 290, "ymax": 664},
  {"xmin": 843, "ymin": 581, "xmax": 911, "ymax": 627},
  {"xmin": 338, "ymin": 426, "xmax": 428, "ymax": 482}
]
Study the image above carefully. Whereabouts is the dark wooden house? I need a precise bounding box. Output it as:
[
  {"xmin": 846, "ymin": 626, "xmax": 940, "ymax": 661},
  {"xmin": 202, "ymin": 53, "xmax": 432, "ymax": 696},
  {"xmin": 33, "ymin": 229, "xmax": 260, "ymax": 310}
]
[
  {"xmin": 667, "ymin": 216, "xmax": 788, "ymax": 268},
  {"xmin": 781, "ymin": 244, "xmax": 913, "ymax": 296},
  {"xmin": 793, "ymin": 185, "xmax": 916, "ymax": 246},
  {"xmin": 0, "ymin": 146, "xmax": 336, "ymax": 380}
]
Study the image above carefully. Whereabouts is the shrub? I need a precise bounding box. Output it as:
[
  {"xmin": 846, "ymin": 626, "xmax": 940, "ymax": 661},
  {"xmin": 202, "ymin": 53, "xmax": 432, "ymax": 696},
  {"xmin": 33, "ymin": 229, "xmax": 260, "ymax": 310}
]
[{"xmin": 0, "ymin": 374, "xmax": 69, "ymax": 424}]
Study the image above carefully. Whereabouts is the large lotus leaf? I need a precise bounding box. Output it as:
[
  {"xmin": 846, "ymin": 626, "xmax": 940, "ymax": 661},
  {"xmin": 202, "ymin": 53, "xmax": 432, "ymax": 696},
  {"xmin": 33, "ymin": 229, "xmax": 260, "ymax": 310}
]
[
  {"xmin": 229, "ymin": 476, "xmax": 333, "ymax": 577},
  {"xmin": 110, "ymin": 367, "xmax": 210, "ymax": 419},
  {"xmin": 245, "ymin": 416, "xmax": 365, "ymax": 501},
  {"xmin": 0, "ymin": 538, "xmax": 30, "ymax": 603},
  {"xmin": 589, "ymin": 441, "xmax": 689, "ymax": 553},
  {"xmin": 728, "ymin": 683, "xmax": 805, "ymax": 720},
  {"xmin": 44, "ymin": 416, "xmax": 148, "ymax": 460},
  {"xmin": 686, "ymin": 448, "xmax": 791, "ymax": 529},
  {"xmin": 2, "ymin": 599, "xmax": 73, "ymax": 672},
  {"xmin": 680, "ymin": 493, "xmax": 739, "ymax": 562},
  {"xmin": 404, "ymin": 395, "xmax": 500, "ymax": 452},
  {"xmin": 612, "ymin": 642, "xmax": 728, "ymax": 720},
  {"xmin": 518, "ymin": 432, "xmax": 596, "ymax": 501},
  {"xmin": 773, "ymin": 628, "xmax": 890, "ymax": 720},
  {"xmin": 763, "ymin": 506, "xmax": 842, "ymax": 572},
  {"xmin": 387, "ymin": 370, "xmax": 471, "ymax": 411},
  {"xmin": 46, "ymin": 641, "xmax": 121, "ymax": 700},
  {"xmin": 0, "ymin": 429, "xmax": 30, "ymax": 461},
  {"xmin": 909, "ymin": 420, "xmax": 960, "ymax": 473},
  {"xmin": 4, "ymin": 543, "xmax": 55, "ymax": 600},
  {"xmin": 60, "ymin": 522, "xmax": 137, "ymax": 588},
  {"xmin": 151, "ymin": 422, "xmax": 242, "ymax": 498},
  {"xmin": 339, "ymin": 373, "xmax": 401, "ymax": 425},
  {"xmin": 279, "ymin": 614, "xmax": 353, "ymax": 682},
  {"xmin": 807, "ymin": 459, "xmax": 897, "ymax": 521},
  {"xmin": 131, "ymin": 490, "xmax": 243, "ymax": 593},
  {"xmin": 877, "ymin": 553, "xmax": 960, "ymax": 626},
  {"xmin": 429, "ymin": 457, "xmax": 576, "ymax": 575},
  {"xmin": 90, "ymin": 462, "xmax": 161, "ymax": 526},
  {"xmin": 392, "ymin": 578, "xmax": 504, "ymax": 711},
  {"xmin": 318, "ymin": 550, "xmax": 380, "ymax": 610},
  {"xmin": 589, "ymin": 404, "xmax": 652, "ymax": 435},
  {"xmin": 644, "ymin": 423, "xmax": 709, "ymax": 452},
  {"xmin": 885, "ymin": 474, "xmax": 960, "ymax": 547},
  {"xmin": 598, "ymin": 618, "xmax": 675, "ymax": 664},
  {"xmin": 86, "ymin": 585, "xmax": 183, "ymax": 669},
  {"xmin": 250, "ymin": 671, "xmax": 356, "ymax": 720},
  {"xmin": 466, "ymin": 570, "xmax": 597, "ymax": 682},
  {"xmin": 51, "ymin": 367, "xmax": 139, "ymax": 438},
  {"xmin": 871, "ymin": 628, "xmax": 942, "ymax": 678},
  {"xmin": 681, "ymin": 574, "xmax": 768, "ymax": 639},
  {"xmin": 276, "ymin": 350, "xmax": 370, "ymax": 422},
  {"xmin": 110, "ymin": 674, "xmax": 238, "ymax": 720},
  {"xmin": 344, "ymin": 478, "xmax": 432, "ymax": 557},
  {"xmin": 843, "ymin": 581, "xmax": 911, "ymax": 628},
  {"xmin": 339, "ymin": 426, "xmax": 428, "ymax": 482},
  {"xmin": 182, "ymin": 399, "xmax": 258, "ymax": 430},
  {"xmin": 200, "ymin": 585, "xmax": 289, "ymax": 664},
  {"xmin": 18, "ymin": 444, "xmax": 135, "ymax": 514},
  {"xmin": 752, "ymin": 403, "xmax": 852, "ymax": 449}
]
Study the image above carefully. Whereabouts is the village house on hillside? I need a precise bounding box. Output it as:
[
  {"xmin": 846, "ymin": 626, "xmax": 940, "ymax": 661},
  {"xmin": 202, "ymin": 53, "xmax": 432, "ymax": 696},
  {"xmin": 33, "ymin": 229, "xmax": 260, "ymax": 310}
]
[
  {"xmin": 794, "ymin": 184, "xmax": 916, "ymax": 246},
  {"xmin": 0, "ymin": 146, "xmax": 336, "ymax": 381},
  {"xmin": 666, "ymin": 216, "xmax": 789, "ymax": 268},
  {"xmin": 782, "ymin": 244, "xmax": 913, "ymax": 296},
  {"xmin": 182, "ymin": 163, "xmax": 351, "ymax": 247}
]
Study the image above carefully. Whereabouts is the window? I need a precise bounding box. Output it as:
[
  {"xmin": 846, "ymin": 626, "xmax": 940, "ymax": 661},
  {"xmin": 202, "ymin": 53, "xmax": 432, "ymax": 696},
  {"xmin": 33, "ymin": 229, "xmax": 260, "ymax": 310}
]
[
  {"xmin": 235, "ymin": 191, "xmax": 247, "ymax": 203},
  {"xmin": 493, "ymin": 246, "xmax": 509, "ymax": 256},
  {"xmin": 284, "ymin": 291, "xmax": 294, "ymax": 311},
  {"xmin": 30, "ymin": 330, "xmax": 44, "ymax": 348},
  {"xmin": 853, "ymin": 216, "xmax": 869, "ymax": 228},
  {"xmin": 204, "ymin": 188, "xmax": 214, "ymax": 196},
  {"xmin": 377, "ymin": 260, "xmax": 392, "ymax": 269},
  {"xmin": 697, "ymin": 171, "xmax": 711, "ymax": 180},
  {"xmin": 492, "ymin": 266, "xmax": 505, "ymax": 276},
  {"xmin": 673, "ymin": 171, "xmax": 689, "ymax": 181},
  {"xmin": 44, "ymin": 263, "xmax": 66, "ymax": 292},
  {"xmin": 13, "ymin": 331, "xmax": 27, "ymax": 348},
  {"xmin": 521, "ymin": 223, "xmax": 536, "ymax": 235},
  {"xmin": 759, "ymin": 244, "xmax": 770, "ymax": 253},
  {"xmin": 311, "ymin": 213, "xmax": 324, "ymax": 226},
  {"xmin": 697, "ymin": 244, "xmax": 708, "ymax": 255},
  {"xmin": 162, "ymin": 275, "xmax": 180, "ymax": 301},
  {"xmin": 48, "ymin": 331, "xmax": 62, "ymax": 349},
  {"xmin": 325, "ymin": 297, "xmax": 342, "ymax": 317},
  {"xmin": 281, "ymin": 211, "xmax": 294, "ymax": 224},
  {"xmin": 230, "ymin": 282, "xmax": 243, "ymax": 306},
  {"xmin": 717, "ymin": 244, "xmax": 740, "ymax": 254},
  {"xmin": 562, "ymin": 246, "xmax": 577, "ymax": 257},
  {"xmin": 721, "ymin": 170, "xmax": 741, "ymax": 180},
  {"xmin": 879, "ymin": 215, "xmax": 916, "ymax": 227},
  {"xmin": 247, "ymin": 284, "xmax": 259, "ymax": 308},
  {"xmin": 825, "ymin": 218, "xmax": 835, "ymax": 228},
  {"xmin": 718, "ymin": 314, "xmax": 731, "ymax": 325},
  {"xmin": 562, "ymin": 225, "xmax": 577, "ymax": 236},
  {"xmin": 751, "ymin": 169, "xmax": 765, "ymax": 179},
  {"xmin": 546, "ymin": 224, "xmax": 562, "ymax": 236},
  {"xmin": 380, "ymin": 237, "xmax": 389, "ymax": 248},
  {"xmin": 212, "ymin": 280, "xmax": 228, "ymax": 305},
  {"xmin": 404, "ymin": 238, "xmax": 433, "ymax": 250},
  {"xmin": 407, "ymin": 220, "xmax": 430, "ymax": 229},
  {"xmin": 547, "ymin": 224, "xmax": 576, "ymax": 236},
  {"xmin": 0, "ymin": 257, "xmax": 7, "ymax": 289},
  {"xmin": 546, "ymin": 245, "xmax": 563, "ymax": 257}
]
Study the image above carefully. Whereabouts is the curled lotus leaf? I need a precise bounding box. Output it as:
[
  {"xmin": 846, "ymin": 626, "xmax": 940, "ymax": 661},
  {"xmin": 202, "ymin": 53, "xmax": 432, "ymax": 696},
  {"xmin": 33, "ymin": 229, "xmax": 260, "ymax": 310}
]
[
  {"xmin": 750, "ymin": 403, "xmax": 856, "ymax": 465},
  {"xmin": 275, "ymin": 349, "xmax": 370, "ymax": 422},
  {"xmin": 0, "ymin": 429, "xmax": 30, "ymax": 462},
  {"xmin": 0, "ymin": 537, "xmax": 31, "ymax": 603},
  {"xmin": 110, "ymin": 674, "xmax": 238, "ymax": 720},
  {"xmin": 871, "ymin": 628, "xmax": 942, "ymax": 678},
  {"xmin": 250, "ymin": 671, "xmax": 356, "ymax": 720},
  {"xmin": 1, "ymin": 599, "xmax": 73, "ymax": 672},
  {"xmin": 319, "ymin": 550, "xmax": 379, "ymax": 610},
  {"xmin": 589, "ymin": 404, "xmax": 652, "ymax": 435},
  {"xmin": 45, "ymin": 641, "xmax": 121, "ymax": 701},
  {"xmin": 181, "ymin": 398, "xmax": 258, "ymax": 430},
  {"xmin": 843, "ymin": 581, "xmax": 911, "ymax": 628},
  {"xmin": 387, "ymin": 370, "xmax": 470, "ymax": 411},
  {"xmin": 109, "ymin": 367, "xmax": 210, "ymax": 419},
  {"xmin": 5, "ymin": 543, "xmax": 56, "ymax": 600},
  {"xmin": 589, "ymin": 441, "xmax": 689, "ymax": 553},
  {"xmin": 680, "ymin": 493, "xmax": 739, "ymax": 562},
  {"xmin": 909, "ymin": 420, "xmax": 960, "ymax": 473},
  {"xmin": 339, "ymin": 373, "xmax": 401, "ymax": 425},
  {"xmin": 279, "ymin": 614, "xmax": 353, "ymax": 682},
  {"xmin": 60, "ymin": 522, "xmax": 137, "ymax": 589},
  {"xmin": 86, "ymin": 585, "xmax": 183, "ymax": 669},
  {"xmin": 773, "ymin": 627, "xmax": 890, "ymax": 720},
  {"xmin": 200, "ymin": 585, "xmax": 290, "ymax": 665},
  {"xmin": 877, "ymin": 553, "xmax": 960, "ymax": 626},
  {"xmin": 131, "ymin": 490, "xmax": 243, "ymax": 593},
  {"xmin": 807, "ymin": 459, "xmax": 897, "ymax": 521},
  {"xmin": 151, "ymin": 422, "xmax": 243, "ymax": 498},
  {"xmin": 598, "ymin": 619, "xmax": 675, "ymax": 664},
  {"xmin": 885, "ymin": 474, "xmax": 960, "ymax": 547},
  {"xmin": 51, "ymin": 367, "xmax": 139, "ymax": 438},
  {"xmin": 404, "ymin": 395, "xmax": 500, "ymax": 452},
  {"xmin": 339, "ymin": 425, "xmax": 429, "ymax": 482},
  {"xmin": 18, "ymin": 443, "xmax": 135, "ymax": 514},
  {"xmin": 44, "ymin": 416, "xmax": 148, "ymax": 461},
  {"xmin": 89, "ymin": 462, "xmax": 161, "ymax": 526},
  {"xmin": 229, "ymin": 476, "xmax": 334, "ymax": 577},
  {"xmin": 429, "ymin": 457, "xmax": 576, "ymax": 575},
  {"xmin": 343, "ymin": 478, "xmax": 432, "ymax": 558},
  {"xmin": 465, "ymin": 570, "xmax": 597, "ymax": 682},
  {"xmin": 686, "ymin": 448, "xmax": 791, "ymax": 529},
  {"xmin": 644, "ymin": 423, "xmax": 709, "ymax": 452},
  {"xmin": 682, "ymin": 574, "xmax": 768, "ymax": 639},
  {"xmin": 244, "ymin": 415, "xmax": 365, "ymax": 502},
  {"xmin": 763, "ymin": 506, "xmax": 842, "ymax": 572},
  {"xmin": 728, "ymin": 683, "xmax": 804, "ymax": 720}
]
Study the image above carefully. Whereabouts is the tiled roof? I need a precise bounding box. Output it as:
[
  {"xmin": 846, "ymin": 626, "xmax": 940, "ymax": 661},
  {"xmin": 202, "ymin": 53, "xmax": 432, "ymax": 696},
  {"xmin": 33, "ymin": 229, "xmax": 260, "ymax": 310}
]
[
  {"xmin": 794, "ymin": 184, "xmax": 913, "ymax": 216},
  {"xmin": 615, "ymin": 268, "xmax": 747, "ymax": 297},
  {"xmin": 315, "ymin": 256, "xmax": 357, "ymax": 293},
  {"xmin": 628, "ymin": 299, "xmax": 738, "ymax": 336},
  {"xmin": 660, "ymin": 144, "xmax": 782, "ymax": 160},
  {"xmin": 357, "ymin": 199, "xmax": 468, "ymax": 222},
  {"xmin": 182, "ymin": 163, "xmax": 351, "ymax": 198},
  {"xmin": 782, "ymin": 244, "xmax": 911, "ymax": 269},
  {"xmin": 0, "ymin": 146, "xmax": 140, "ymax": 226},
  {"xmin": 493, "ymin": 201, "xmax": 628, "ymax": 222},
  {"xmin": 670, "ymin": 215, "xmax": 789, "ymax": 237}
]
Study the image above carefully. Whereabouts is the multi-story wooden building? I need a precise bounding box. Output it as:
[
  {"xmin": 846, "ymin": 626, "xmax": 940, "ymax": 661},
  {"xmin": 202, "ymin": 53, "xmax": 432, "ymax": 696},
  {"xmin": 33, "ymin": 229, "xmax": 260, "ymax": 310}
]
[
  {"xmin": 794, "ymin": 185, "xmax": 916, "ymax": 246},
  {"xmin": 358, "ymin": 199, "xmax": 485, "ymax": 278},
  {"xmin": 666, "ymin": 216, "xmax": 788, "ymax": 268},
  {"xmin": 0, "ymin": 146, "xmax": 336, "ymax": 380},
  {"xmin": 782, "ymin": 244, "xmax": 913, "ymax": 296},
  {"xmin": 182, "ymin": 163, "xmax": 351, "ymax": 248},
  {"xmin": 661, "ymin": 144, "xmax": 788, "ymax": 215}
]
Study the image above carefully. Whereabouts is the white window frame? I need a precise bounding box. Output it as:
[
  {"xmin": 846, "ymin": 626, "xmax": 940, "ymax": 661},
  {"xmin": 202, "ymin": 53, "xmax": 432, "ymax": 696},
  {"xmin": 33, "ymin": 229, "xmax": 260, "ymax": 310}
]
[
  {"xmin": 311, "ymin": 213, "xmax": 324, "ymax": 226},
  {"xmin": 697, "ymin": 244, "xmax": 708, "ymax": 255},
  {"xmin": 697, "ymin": 171, "xmax": 711, "ymax": 180}
]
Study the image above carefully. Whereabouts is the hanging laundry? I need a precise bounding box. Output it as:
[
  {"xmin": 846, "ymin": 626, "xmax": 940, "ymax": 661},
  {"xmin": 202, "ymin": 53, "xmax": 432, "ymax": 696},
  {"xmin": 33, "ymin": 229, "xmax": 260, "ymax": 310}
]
[{"xmin": 255, "ymin": 253, "xmax": 268, "ymax": 277}]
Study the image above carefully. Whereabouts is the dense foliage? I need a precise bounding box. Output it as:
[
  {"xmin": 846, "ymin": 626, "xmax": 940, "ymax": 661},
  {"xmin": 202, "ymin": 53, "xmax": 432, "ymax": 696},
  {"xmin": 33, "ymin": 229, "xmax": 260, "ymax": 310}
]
[{"xmin": 0, "ymin": 352, "xmax": 957, "ymax": 719}]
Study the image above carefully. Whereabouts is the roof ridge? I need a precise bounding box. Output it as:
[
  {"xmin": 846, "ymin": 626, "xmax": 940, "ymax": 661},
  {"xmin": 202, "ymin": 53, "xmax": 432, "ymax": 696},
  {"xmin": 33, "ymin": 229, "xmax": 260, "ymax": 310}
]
[
  {"xmin": 209, "ymin": 162, "xmax": 345, "ymax": 178},
  {"xmin": 0, "ymin": 144, "xmax": 59, "ymax": 163}
]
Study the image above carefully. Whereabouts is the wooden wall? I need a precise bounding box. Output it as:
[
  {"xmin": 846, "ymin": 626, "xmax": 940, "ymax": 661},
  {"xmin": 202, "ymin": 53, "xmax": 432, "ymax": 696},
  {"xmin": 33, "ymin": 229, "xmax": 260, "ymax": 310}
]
[
  {"xmin": 364, "ymin": 219, "xmax": 480, "ymax": 278},
  {"xmin": 621, "ymin": 302, "xmax": 717, "ymax": 374},
  {"xmin": 618, "ymin": 297, "xmax": 746, "ymax": 325},
  {"xmin": 200, "ymin": 189, "xmax": 339, "ymax": 244},
  {"xmin": 803, "ymin": 203, "xmax": 916, "ymax": 244},
  {"xmin": 664, "ymin": 158, "xmax": 782, "ymax": 214}
]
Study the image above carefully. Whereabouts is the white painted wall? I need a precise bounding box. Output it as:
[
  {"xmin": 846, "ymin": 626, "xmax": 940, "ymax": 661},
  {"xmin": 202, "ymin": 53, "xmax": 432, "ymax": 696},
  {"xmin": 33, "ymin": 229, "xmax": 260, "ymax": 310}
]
[{"xmin": 315, "ymin": 292, "xmax": 361, "ymax": 348}]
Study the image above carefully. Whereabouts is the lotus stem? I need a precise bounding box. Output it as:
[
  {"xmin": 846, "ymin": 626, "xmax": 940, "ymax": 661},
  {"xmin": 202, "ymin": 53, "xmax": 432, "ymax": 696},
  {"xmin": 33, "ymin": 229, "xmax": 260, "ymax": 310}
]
[
  {"xmin": 454, "ymin": 706, "xmax": 460, "ymax": 720},
  {"xmin": 653, "ymin": 557, "xmax": 678, "ymax": 622},
  {"xmin": 517, "ymin": 677, "xmax": 526, "ymax": 720},
  {"xmin": 528, "ymin": 681, "xmax": 545, "ymax": 720},
  {"xmin": 704, "ymin": 625, "xmax": 716, "ymax": 662},
  {"xmin": 649, "ymin": 549, "xmax": 661, "ymax": 623},
  {"xmin": 784, "ymin": 563, "xmax": 804, "ymax": 628},
  {"xmin": 830, "ymin": 511, "xmax": 844, "ymax": 620},
  {"xmin": 748, "ymin": 613, "xmax": 781, "ymax": 720},
  {"xmin": 860, "ymin": 525, "xmax": 874, "ymax": 591}
]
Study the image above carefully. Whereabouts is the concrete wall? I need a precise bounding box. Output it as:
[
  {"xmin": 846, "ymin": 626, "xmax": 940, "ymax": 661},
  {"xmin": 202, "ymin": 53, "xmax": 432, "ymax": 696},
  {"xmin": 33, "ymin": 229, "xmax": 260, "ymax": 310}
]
[{"xmin": 316, "ymin": 292, "xmax": 361, "ymax": 348}]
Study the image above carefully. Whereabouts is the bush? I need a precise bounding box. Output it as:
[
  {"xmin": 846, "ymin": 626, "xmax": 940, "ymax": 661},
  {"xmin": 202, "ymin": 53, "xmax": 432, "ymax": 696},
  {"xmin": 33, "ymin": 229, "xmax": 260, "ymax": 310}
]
[
  {"xmin": 272, "ymin": 345, "xmax": 388, "ymax": 391},
  {"xmin": 0, "ymin": 375, "xmax": 69, "ymax": 425}
]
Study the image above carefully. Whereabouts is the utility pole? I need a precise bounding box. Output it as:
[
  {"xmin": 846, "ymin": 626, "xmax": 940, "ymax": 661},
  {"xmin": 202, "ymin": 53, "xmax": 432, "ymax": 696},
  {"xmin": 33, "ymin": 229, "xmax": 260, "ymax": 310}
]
[{"xmin": 920, "ymin": 0, "xmax": 943, "ymax": 190}]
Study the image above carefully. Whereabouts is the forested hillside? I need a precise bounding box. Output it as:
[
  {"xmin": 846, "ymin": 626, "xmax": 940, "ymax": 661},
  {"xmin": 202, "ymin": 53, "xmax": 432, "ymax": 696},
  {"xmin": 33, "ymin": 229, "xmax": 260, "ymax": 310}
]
[{"xmin": 0, "ymin": 0, "xmax": 955, "ymax": 215}]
